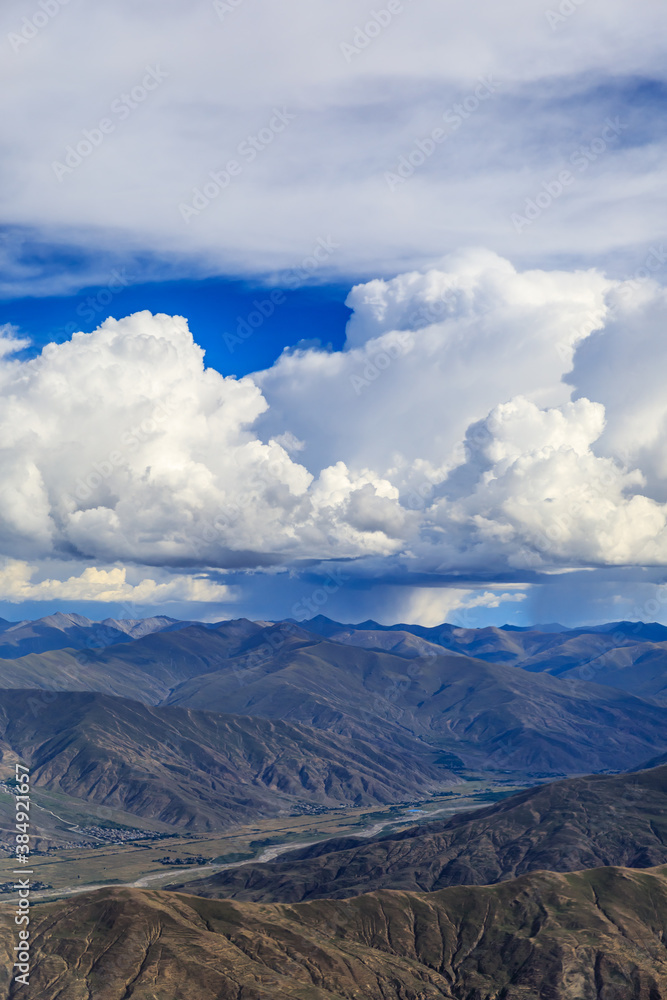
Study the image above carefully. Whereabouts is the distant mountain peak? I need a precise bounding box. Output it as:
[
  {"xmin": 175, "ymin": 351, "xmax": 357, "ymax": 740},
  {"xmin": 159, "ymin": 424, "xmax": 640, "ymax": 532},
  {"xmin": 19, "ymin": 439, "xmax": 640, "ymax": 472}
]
[{"xmin": 37, "ymin": 611, "xmax": 93, "ymax": 628}]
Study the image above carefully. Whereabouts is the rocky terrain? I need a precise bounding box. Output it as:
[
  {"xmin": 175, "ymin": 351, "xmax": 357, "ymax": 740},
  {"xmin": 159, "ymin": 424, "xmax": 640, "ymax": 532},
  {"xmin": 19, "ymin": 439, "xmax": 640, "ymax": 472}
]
[
  {"xmin": 4, "ymin": 865, "xmax": 667, "ymax": 998},
  {"xmin": 177, "ymin": 760, "xmax": 667, "ymax": 900},
  {"xmin": 0, "ymin": 690, "xmax": 457, "ymax": 830}
]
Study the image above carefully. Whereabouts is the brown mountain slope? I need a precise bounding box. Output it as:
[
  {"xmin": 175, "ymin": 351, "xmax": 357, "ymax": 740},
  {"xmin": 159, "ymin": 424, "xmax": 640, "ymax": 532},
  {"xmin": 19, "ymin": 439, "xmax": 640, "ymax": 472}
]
[
  {"xmin": 178, "ymin": 762, "xmax": 667, "ymax": 900},
  {"xmin": 166, "ymin": 635, "xmax": 667, "ymax": 772},
  {"xmin": 4, "ymin": 867, "xmax": 667, "ymax": 998},
  {"xmin": 4, "ymin": 620, "xmax": 667, "ymax": 775},
  {"xmin": 0, "ymin": 691, "xmax": 457, "ymax": 830}
]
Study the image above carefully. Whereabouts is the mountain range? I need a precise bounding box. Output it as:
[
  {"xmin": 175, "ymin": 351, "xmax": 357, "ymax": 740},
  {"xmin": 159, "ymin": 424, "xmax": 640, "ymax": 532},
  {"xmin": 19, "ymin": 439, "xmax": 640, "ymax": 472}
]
[
  {"xmin": 0, "ymin": 611, "xmax": 192, "ymax": 659},
  {"xmin": 0, "ymin": 615, "xmax": 667, "ymax": 816},
  {"xmin": 163, "ymin": 627, "xmax": 667, "ymax": 772},
  {"xmin": 3, "ymin": 611, "xmax": 667, "ymax": 704},
  {"xmin": 302, "ymin": 615, "xmax": 667, "ymax": 702},
  {"xmin": 1, "ymin": 612, "xmax": 667, "ymax": 996},
  {"xmin": 0, "ymin": 690, "xmax": 457, "ymax": 831},
  {"xmin": 2, "ymin": 616, "xmax": 667, "ymax": 779}
]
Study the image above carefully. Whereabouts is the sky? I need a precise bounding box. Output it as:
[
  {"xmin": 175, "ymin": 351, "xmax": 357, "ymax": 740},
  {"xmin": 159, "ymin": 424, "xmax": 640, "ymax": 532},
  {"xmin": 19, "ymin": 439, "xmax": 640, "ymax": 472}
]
[{"xmin": 1, "ymin": 0, "xmax": 667, "ymax": 628}]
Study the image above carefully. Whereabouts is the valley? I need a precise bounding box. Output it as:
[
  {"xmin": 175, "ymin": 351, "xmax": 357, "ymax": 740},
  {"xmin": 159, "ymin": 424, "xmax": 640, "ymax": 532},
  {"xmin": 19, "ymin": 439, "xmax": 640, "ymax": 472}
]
[
  {"xmin": 0, "ymin": 779, "xmax": 524, "ymax": 899},
  {"xmin": 187, "ymin": 760, "xmax": 667, "ymax": 902}
]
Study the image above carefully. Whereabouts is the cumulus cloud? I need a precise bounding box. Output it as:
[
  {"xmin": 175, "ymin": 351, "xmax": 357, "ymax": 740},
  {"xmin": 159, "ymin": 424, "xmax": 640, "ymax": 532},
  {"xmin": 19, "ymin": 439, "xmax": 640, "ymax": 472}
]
[
  {"xmin": 0, "ymin": 311, "xmax": 406, "ymax": 572},
  {"xmin": 426, "ymin": 395, "xmax": 667, "ymax": 572},
  {"xmin": 255, "ymin": 251, "xmax": 667, "ymax": 578},
  {"xmin": 3, "ymin": 251, "xmax": 667, "ymax": 600},
  {"xmin": 0, "ymin": 560, "xmax": 233, "ymax": 604},
  {"xmin": 256, "ymin": 249, "xmax": 611, "ymax": 481},
  {"xmin": 569, "ymin": 279, "xmax": 667, "ymax": 498}
]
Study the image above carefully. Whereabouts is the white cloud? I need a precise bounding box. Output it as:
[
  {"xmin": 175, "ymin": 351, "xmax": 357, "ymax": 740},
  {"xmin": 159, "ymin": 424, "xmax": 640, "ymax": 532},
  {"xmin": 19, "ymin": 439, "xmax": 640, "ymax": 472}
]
[
  {"xmin": 255, "ymin": 248, "xmax": 611, "ymax": 482},
  {"xmin": 1, "ymin": 1, "xmax": 666, "ymax": 290},
  {"xmin": 3, "ymin": 251, "xmax": 667, "ymax": 596},
  {"xmin": 569, "ymin": 279, "xmax": 667, "ymax": 497},
  {"xmin": 425, "ymin": 395, "xmax": 667, "ymax": 572},
  {"xmin": 0, "ymin": 560, "xmax": 233, "ymax": 604},
  {"xmin": 255, "ymin": 253, "xmax": 667, "ymax": 578},
  {"xmin": 0, "ymin": 310, "xmax": 406, "ymax": 569},
  {"xmin": 0, "ymin": 324, "xmax": 30, "ymax": 357},
  {"xmin": 405, "ymin": 586, "xmax": 528, "ymax": 628}
]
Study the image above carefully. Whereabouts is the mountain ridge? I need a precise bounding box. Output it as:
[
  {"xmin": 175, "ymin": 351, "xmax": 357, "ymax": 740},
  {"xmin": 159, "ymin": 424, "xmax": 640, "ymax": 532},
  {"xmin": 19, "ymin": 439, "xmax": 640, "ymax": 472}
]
[
  {"xmin": 0, "ymin": 689, "xmax": 460, "ymax": 831},
  {"xmin": 7, "ymin": 865, "xmax": 667, "ymax": 998}
]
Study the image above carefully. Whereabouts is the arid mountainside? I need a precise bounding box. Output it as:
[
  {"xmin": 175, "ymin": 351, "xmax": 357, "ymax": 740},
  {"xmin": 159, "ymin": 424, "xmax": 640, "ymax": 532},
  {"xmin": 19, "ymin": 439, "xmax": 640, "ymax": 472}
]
[
  {"xmin": 165, "ymin": 631, "xmax": 667, "ymax": 772},
  {"xmin": 178, "ymin": 762, "xmax": 667, "ymax": 900},
  {"xmin": 4, "ymin": 866, "xmax": 667, "ymax": 998},
  {"xmin": 1, "ymin": 616, "xmax": 667, "ymax": 995},
  {"xmin": 0, "ymin": 691, "xmax": 456, "ymax": 830},
  {"xmin": 552, "ymin": 641, "xmax": 667, "ymax": 702},
  {"xmin": 4, "ymin": 614, "xmax": 667, "ymax": 705},
  {"xmin": 3, "ymin": 619, "xmax": 667, "ymax": 774}
]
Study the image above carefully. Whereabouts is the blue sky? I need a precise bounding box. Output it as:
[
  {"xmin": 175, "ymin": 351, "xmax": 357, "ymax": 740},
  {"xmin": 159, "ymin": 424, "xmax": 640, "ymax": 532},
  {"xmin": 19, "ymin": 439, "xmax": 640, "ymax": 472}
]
[
  {"xmin": 3, "ymin": 274, "xmax": 351, "ymax": 378},
  {"xmin": 1, "ymin": 0, "xmax": 667, "ymax": 628}
]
